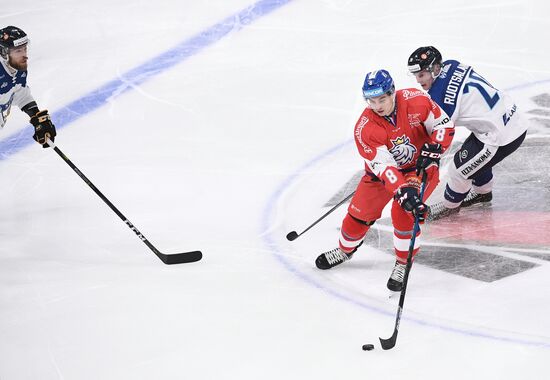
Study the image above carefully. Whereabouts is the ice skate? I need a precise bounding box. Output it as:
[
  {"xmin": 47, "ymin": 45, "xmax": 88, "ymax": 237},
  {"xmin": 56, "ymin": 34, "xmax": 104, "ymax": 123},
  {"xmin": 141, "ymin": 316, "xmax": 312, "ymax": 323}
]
[
  {"xmin": 426, "ymin": 202, "xmax": 460, "ymax": 221},
  {"xmin": 461, "ymin": 191, "xmax": 492, "ymax": 208},
  {"xmin": 387, "ymin": 260, "xmax": 407, "ymax": 292},
  {"xmin": 427, "ymin": 191, "xmax": 492, "ymax": 221},
  {"xmin": 315, "ymin": 248, "xmax": 353, "ymax": 270}
]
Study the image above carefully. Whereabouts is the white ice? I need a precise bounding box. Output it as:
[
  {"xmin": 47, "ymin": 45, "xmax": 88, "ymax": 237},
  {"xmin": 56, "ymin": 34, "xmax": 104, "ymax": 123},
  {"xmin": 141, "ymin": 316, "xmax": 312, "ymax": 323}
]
[{"xmin": 1, "ymin": 1, "xmax": 549, "ymax": 379}]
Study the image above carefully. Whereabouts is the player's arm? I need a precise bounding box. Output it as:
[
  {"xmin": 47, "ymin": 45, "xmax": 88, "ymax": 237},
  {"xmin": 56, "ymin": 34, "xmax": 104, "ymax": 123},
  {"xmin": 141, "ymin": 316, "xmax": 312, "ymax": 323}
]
[
  {"xmin": 28, "ymin": 107, "xmax": 56, "ymax": 148},
  {"xmin": 416, "ymin": 97, "xmax": 455, "ymax": 175},
  {"xmin": 13, "ymin": 85, "xmax": 35, "ymax": 115},
  {"xmin": 21, "ymin": 101, "xmax": 39, "ymax": 116},
  {"xmin": 354, "ymin": 121, "xmax": 407, "ymax": 193},
  {"xmin": 364, "ymin": 146, "xmax": 406, "ymax": 192},
  {"xmin": 14, "ymin": 88, "xmax": 57, "ymax": 148},
  {"xmin": 423, "ymin": 100, "xmax": 454, "ymax": 150},
  {"xmin": 364, "ymin": 146, "xmax": 427, "ymax": 220},
  {"xmin": 354, "ymin": 114, "xmax": 426, "ymax": 218}
]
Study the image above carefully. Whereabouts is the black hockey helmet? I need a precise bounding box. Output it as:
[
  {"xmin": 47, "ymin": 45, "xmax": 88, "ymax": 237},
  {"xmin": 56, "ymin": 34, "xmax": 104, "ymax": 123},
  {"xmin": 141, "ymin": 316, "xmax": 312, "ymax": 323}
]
[
  {"xmin": 407, "ymin": 46, "xmax": 442, "ymax": 74},
  {"xmin": 0, "ymin": 26, "xmax": 29, "ymax": 59}
]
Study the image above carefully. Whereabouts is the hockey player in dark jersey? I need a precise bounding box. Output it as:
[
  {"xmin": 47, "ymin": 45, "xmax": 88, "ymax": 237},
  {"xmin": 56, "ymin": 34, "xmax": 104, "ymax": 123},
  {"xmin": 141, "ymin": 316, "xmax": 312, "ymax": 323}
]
[
  {"xmin": 315, "ymin": 69, "xmax": 454, "ymax": 291},
  {"xmin": 1, "ymin": 26, "xmax": 56, "ymax": 147},
  {"xmin": 407, "ymin": 46, "xmax": 527, "ymax": 220}
]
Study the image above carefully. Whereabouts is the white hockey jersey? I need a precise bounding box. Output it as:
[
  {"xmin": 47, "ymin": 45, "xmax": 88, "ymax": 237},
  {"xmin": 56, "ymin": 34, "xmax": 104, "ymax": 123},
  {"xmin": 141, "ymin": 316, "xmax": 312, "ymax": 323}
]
[
  {"xmin": 428, "ymin": 60, "xmax": 527, "ymax": 146},
  {"xmin": 0, "ymin": 60, "xmax": 35, "ymax": 128}
]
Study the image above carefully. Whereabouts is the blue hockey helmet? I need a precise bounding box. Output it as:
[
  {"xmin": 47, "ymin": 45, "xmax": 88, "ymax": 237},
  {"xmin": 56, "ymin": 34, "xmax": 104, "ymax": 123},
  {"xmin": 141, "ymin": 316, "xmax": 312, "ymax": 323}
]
[{"xmin": 362, "ymin": 70, "xmax": 395, "ymax": 99}]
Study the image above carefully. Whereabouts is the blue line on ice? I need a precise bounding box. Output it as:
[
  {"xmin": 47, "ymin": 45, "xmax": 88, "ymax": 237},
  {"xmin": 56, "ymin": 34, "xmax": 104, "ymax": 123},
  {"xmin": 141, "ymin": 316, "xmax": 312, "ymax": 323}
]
[
  {"xmin": 261, "ymin": 81, "xmax": 550, "ymax": 349},
  {"xmin": 0, "ymin": 0, "xmax": 293, "ymax": 159}
]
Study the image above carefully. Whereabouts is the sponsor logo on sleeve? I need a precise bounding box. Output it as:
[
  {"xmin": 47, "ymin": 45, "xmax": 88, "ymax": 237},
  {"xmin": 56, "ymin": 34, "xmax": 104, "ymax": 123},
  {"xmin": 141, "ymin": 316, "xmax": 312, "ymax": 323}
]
[
  {"xmin": 408, "ymin": 113, "xmax": 422, "ymax": 127},
  {"xmin": 401, "ymin": 89, "xmax": 425, "ymax": 100},
  {"xmin": 355, "ymin": 116, "xmax": 373, "ymax": 154}
]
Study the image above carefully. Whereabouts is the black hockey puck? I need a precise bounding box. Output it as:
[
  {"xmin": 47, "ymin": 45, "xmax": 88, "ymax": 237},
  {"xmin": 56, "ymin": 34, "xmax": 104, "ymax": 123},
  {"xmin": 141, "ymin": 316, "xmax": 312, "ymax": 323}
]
[{"xmin": 362, "ymin": 344, "xmax": 375, "ymax": 351}]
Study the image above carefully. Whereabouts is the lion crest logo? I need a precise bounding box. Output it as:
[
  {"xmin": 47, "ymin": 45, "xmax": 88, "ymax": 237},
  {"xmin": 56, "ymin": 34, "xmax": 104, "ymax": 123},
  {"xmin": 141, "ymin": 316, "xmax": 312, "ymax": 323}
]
[{"xmin": 389, "ymin": 135, "xmax": 417, "ymax": 166}]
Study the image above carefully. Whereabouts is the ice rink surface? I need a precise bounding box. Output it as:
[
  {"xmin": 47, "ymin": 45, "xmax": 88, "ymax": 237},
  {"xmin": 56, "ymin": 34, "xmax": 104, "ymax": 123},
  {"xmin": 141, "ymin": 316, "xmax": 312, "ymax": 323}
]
[{"xmin": 1, "ymin": 1, "xmax": 549, "ymax": 379}]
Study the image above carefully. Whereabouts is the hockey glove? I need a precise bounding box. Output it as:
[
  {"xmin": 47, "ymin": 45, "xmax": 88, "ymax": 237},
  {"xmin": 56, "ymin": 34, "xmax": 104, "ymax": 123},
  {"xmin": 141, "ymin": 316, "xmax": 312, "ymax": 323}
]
[
  {"xmin": 395, "ymin": 186, "xmax": 428, "ymax": 222},
  {"xmin": 30, "ymin": 110, "xmax": 56, "ymax": 148},
  {"xmin": 416, "ymin": 143, "xmax": 442, "ymax": 175}
]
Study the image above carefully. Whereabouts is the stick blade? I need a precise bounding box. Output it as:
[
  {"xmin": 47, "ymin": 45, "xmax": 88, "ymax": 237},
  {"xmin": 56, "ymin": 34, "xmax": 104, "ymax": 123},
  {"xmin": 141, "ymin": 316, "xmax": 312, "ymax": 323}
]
[
  {"xmin": 379, "ymin": 333, "xmax": 397, "ymax": 350},
  {"xmin": 286, "ymin": 231, "xmax": 299, "ymax": 241},
  {"xmin": 159, "ymin": 250, "xmax": 203, "ymax": 265}
]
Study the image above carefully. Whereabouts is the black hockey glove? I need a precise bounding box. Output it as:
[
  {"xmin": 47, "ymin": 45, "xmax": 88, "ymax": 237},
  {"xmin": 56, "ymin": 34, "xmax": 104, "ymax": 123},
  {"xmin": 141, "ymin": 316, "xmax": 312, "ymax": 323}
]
[
  {"xmin": 416, "ymin": 143, "xmax": 442, "ymax": 175},
  {"xmin": 395, "ymin": 186, "xmax": 428, "ymax": 221},
  {"xmin": 30, "ymin": 110, "xmax": 56, "ymax": 148}
]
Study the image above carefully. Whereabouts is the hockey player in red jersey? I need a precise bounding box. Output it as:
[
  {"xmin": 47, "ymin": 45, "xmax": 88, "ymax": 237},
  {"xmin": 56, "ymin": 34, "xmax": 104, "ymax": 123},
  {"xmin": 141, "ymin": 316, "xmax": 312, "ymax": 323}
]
[{"xmin": 315, "ymin": 70, "xmax": 454, "ymax": 291}]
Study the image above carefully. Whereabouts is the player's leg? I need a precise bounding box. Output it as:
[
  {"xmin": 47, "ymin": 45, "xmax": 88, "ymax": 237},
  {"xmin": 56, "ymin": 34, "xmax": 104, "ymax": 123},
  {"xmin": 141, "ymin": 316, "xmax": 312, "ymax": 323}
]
[
  {"xmin": 471, "ymin": 129, "xmax": 526, "ymax": 194},
  {"xmin": 439, "ymin": 133, "xmax": 496, "ymax": 212},
  {"xmin": 443, "ymin": 131, "xmax": 526, "ymax": 210},
  {"xmin": 465, "ymin": 131, "xmax": 526, "ymax": 207},
  {"xmin": 316, "ymin": 175, "xmax": 391, "ymax": 270},
  {"xmin": 388, "ymin": 171, "xmax": 438, "ymax": 291}
]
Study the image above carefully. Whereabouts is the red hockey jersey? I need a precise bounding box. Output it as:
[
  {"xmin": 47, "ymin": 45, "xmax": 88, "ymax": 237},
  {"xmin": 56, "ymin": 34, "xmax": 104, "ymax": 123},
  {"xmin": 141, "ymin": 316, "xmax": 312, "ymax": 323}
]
[{"xmin": 354, "ymin": 88, "xmax": 454, "ymax": 192}]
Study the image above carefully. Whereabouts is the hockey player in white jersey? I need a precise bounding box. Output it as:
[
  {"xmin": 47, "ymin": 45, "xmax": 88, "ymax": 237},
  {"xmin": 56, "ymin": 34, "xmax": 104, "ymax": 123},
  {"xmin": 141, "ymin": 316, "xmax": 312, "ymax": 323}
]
[
  {"xmin": 1, "ymin": 26, "xmax": 56, "ymax": 147},
  {"xmin": 407, "ymin": 46, "xmax": 527, "ymax": 219}
]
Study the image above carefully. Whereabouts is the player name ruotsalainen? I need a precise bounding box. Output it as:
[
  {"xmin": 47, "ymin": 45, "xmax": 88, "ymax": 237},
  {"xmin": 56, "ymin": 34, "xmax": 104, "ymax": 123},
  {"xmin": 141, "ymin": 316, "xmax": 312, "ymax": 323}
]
[{"xmin": 443, "ymin": 63, "xmax": 469, "ymax": 106}]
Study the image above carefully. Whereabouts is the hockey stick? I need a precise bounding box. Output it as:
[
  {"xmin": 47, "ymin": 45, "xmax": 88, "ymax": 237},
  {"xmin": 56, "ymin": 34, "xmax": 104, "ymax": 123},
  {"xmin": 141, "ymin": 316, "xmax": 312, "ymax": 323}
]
[
  {"xmin": 286, "ymin": 191, "xmax": 356, "ymax": 241},
  {"xmin": 378, "ymin": 171, "xmax": 428, "ymax": 350},
  {"xmin": 47, "ymin": 139, "xmax": 202, "ymax": 265}
]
